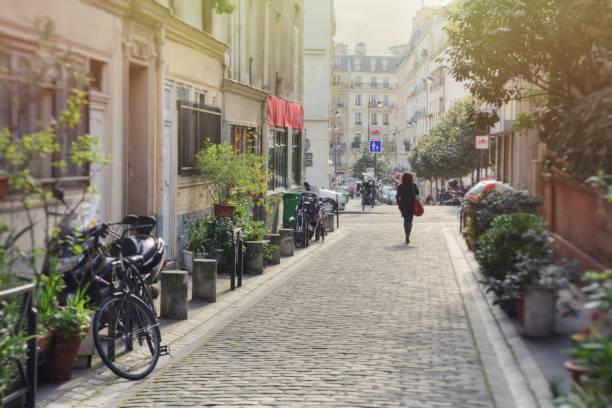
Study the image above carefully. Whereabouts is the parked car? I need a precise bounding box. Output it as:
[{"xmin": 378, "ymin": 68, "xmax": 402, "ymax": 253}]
[
  {"xmin": 464, "ymin": 180, "xmax": 515, "ymax": 201},
  {"xmin": 319, "ymin": 189, "xmax": 347, "ymax": 213}
]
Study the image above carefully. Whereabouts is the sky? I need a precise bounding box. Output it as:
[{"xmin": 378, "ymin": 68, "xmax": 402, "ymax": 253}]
[{"xmin": 334, "ymin": 0, "xmax": 450, "ymax": 54}]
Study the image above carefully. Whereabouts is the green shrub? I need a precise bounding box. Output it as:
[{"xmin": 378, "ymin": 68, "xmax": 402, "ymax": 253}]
[
  {"xmin": 463, "ymin": 189, "xmax": 541, "ymax": 246},
  {"xmin": 204, "ymin": 217, "xmax": 235, "ymax": 253},
  {"xmin": 0, "ymin": 302, "xmax": 28, "ymax": 394},
  {"xmin": 476, "ymin": 212, "xmax": 554, "ymax": 298},
  {"xmin": 183, "ymin": 216, "xmax": 208, "ymax": 256},
  {"xmin": 242, "ymin": 220, "xmax": 264, "ymax": 242}
]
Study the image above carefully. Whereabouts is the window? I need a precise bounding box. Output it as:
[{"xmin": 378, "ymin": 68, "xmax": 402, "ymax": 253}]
[
  {"xmin": 383, "ymin": 113, "xmax": 389, "ymax": 125},
  {"xmin": 355, "ymin": 94, "xmax": 361, "ymax": 106},
  {"xmin": 371, "ymin": 112, "xmax": 378, "ymax": 125},
  {"xmin": 355, "ymin": 113, "xmax": 362, "ymax": 125},
  {"xmin": 382, "ymin": 59, "xmax": 388, "ymax": 71},
  {"xmin": 353, "ymin": 57, "xmax": 361, "ymax": 71},
  {"xmin": 370, "ymin": 57, "xmax": 376, "ymax": 69},
  {"xmin": 268, "ymin": 128, "xmax": 288, "ymax": 189},
  {"xmin": 384, "ymin": 95, "xmax": 390, "ymax": 106},
  {"xmin": 334, "ymin": 152, "xmax": 342, "ymax": 168},
  {"xmin": 383, "ymin": 77, "xmax": 390, "ymax": 89},
  {"xmin": 291, "ymin": 129, "xmax": 301, "ymax": 186},
  {"xmin": 195, "ymin": 89, "xmax": 208, "ymax": 106},
  {"xmin": 177, "ymin": 95, "xmax": 221, "ymax": 176},
  {"xmin": 0, "ymin": 51, "xmax": 89, "ymax": 180},
  {"xmin": 352, "ymin": 133, "xmax": 361, "ymax": 149},
  {"xmin": 371, "ymin": 76, "xmax": 378, "ymax": 88},
  {"xmin": 354, "ymin": 76, "xmax": 362, "ymax": 88}
]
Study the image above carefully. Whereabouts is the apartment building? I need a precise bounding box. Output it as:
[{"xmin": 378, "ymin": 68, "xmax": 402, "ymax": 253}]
[
  {"xmin": 304, "ymin": 0, "xmax": 335, "ymax": 188},
  {"xmin": 331, "ymin": 43, "xmax": 399, "ymax": 181},
  {"xmin": 0, "ymin": 0, "xmax": 305, "ymax": 264}
]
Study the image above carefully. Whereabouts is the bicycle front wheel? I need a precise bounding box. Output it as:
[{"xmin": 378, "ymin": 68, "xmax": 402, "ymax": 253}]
[{"xmin": 93, "ymin": 294, "xmax": 161, "ymax": 380}]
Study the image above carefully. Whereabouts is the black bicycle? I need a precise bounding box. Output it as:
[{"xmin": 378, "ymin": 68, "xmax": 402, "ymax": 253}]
[{"xmin": 292, "ymin": 192, "xmax": 325, "ymax": 248}]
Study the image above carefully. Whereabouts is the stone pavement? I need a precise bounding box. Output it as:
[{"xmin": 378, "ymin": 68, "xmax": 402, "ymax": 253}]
[{"xmin": 118, "ymin": 205, "xmax": 495, "ymax": 407}]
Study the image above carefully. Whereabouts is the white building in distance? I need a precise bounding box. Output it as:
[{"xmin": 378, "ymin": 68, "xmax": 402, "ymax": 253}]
[{"xmin": 304, "ymin": 0, "xmax": 335, "ymax": 188}]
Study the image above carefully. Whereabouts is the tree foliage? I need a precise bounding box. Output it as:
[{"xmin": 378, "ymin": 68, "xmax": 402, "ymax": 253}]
[
  {"xmin": 445, "ymin": 0, "xmax": 612, "ymax": 180},
  {"xmin": 349, "ymin": 143, "xmax": 393, "ymax": 183},
  {"xmin": 408, "ymin": 98, "xmax": 497, "ymax": 180}
]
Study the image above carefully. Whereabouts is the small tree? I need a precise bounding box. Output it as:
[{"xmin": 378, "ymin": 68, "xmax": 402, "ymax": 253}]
[{"xmin": 349, "ymin": 142, "xmax": 393, "ymax": 183}]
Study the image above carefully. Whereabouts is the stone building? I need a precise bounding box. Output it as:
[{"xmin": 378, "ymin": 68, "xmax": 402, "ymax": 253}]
[
  {"xmin": 330, "ymin": 42, "xmax": 399, "ymax": 182},
  {"xmin": 303, "ymin": 0, "xmax": 335, "ymax": 189},
  {"xmin": 0, "ymin": 0, "xmax": 305, "ymax": 265}
]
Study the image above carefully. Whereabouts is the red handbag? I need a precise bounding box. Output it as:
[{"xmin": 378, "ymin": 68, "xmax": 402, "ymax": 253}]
[{"xmin": 414, "ymin": 199, "xmax": 424, "ymax": 217}]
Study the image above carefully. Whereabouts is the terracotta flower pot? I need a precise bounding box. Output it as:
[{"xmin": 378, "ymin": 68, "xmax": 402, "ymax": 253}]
[
  {"xmin": 44, "ymin": 333, "xmax": 82, "ymax": 381},
  {"xmin": 564, "ymin": 359, "xmax": 585, "ymax": 386},
  {"xmin": 213, "ymin": 203, "xmax": 236, "ymax": 219},
  {"xmin": 0, "ymin": 176, "xmax": 8, "ymax": 199},
  {"xmin": 36, "ymin": 331, "xmax": 54, "ymax": 351}
]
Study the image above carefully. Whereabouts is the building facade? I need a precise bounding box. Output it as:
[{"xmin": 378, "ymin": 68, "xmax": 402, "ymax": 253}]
[
  {"xmin": 303, "ymin": 0, "xmax": 335, "ymax": 189},
  {"xmin": 331, "ymin": 43, "xmax": 399, "ymax": 182},
  {"xmin": 0, "ymin": 0, "xmax": 305, "ymax": 265}
]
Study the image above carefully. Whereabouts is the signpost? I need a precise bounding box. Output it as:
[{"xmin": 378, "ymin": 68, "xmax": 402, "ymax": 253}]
[
  {"xmin": 369, "ymin": 140, "xmax": 381, "ymax": 153},
  {"xmin": 475, "ymin": 135, "xmax": 489, "ymax": 150},
  {"xmin": 369, "ymin": 127, "xmax": 382, "ymax": 139}
]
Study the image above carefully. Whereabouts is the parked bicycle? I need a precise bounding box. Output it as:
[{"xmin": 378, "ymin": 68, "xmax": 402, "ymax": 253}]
[
  {"xmin": 290, "ymin": 192, "xmax": 325, "ymax": 248},
  {"xmin": 56, "ymin": 210, "xmax": 168, "ymax": 380}
]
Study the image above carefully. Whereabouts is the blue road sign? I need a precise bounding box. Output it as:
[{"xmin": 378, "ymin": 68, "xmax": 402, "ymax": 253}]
[{"xmin": 369, "ymin": 140, "xmax": 382, "ymax": 153}]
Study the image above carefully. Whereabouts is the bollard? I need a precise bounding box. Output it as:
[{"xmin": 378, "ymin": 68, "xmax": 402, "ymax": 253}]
[
  {"xmin": 325, "ymin": 214, "xmax": 335, "ymax": 232},
  {"xmin": 279, "ymin": 228, "xmax": 294, "ymax": 257},
  {"xmin": 264, "ymin": 233, "xmax": 281, "ymax": 264},
  {"xmin": 160, "ymin": 270, "xmax": 188, "ymax": 320},
  {"xmin": 192, "ymin": 259, "xmax": 217, "ymax": 302},
  {"xmin": 245, "ymin": 241, "xmax": 265, "ymax": 275}
]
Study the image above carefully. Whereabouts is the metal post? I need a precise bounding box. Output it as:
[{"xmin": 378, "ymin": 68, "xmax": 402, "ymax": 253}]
[
  {"xmin": 237, "ymin": 230, "xmax": 243, "ymax": 288},
  {"xmin": 336, "ymin": 193, "xmax": 339, "ymax": 228}
]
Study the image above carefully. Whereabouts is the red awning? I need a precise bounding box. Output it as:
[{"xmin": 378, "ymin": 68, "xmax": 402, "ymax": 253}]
[{"xmin": 266, "ymin": 96, "xmax": 304, "ymax": 129}]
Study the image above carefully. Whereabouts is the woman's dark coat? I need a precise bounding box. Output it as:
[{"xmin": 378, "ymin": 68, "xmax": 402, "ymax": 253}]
[{"xmin": 396, "ymin": 183, "xmax": 419, "ymax": 218}]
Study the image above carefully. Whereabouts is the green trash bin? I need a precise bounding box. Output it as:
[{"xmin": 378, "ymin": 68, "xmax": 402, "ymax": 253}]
[{"xmin": 282, "ymin": 192, "xmax": 302, "ymax": 228}]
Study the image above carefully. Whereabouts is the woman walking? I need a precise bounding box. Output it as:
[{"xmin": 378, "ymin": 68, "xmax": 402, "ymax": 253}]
[{"xmin": 396, "ymin": 172, "xmax": 419, "ymax": 244}]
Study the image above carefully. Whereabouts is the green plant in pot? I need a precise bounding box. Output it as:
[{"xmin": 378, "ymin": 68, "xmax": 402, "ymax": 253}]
[
  {"xmin": 0, "ymin": 303, "xmax": 28, "ymax": 396},
  {"xmin": 204, "ymin": 217, "xmax": 235, "ymax": 274},
  {"xmin": 41, "ymin": 284, "xmax": 93, "ymax": 381},
  {"xmin": 242, "ymin": 220, "xmax": 266, "ymax": 275},
  {"xmin": 476, "ymin": 212, "xmax": 554, "ymax": 312},
  {"xmin": 182, "ymin": 216, "xmax": 208, "ymax": 273},
  {"xmin": 195, "ymin": 141, "xmax": 269, "ymax": 219}
]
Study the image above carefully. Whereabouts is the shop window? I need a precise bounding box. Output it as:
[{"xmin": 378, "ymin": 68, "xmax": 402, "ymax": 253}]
[
  {"xmin": 268, "ymin": 128, "xmax": 287, "ymax": 190},
  {"xmin": 291, "ymin": 129, "xmax": 301, "ymax": 186},
  {"xmin": 177, "ymin": 99, "xmax": 221, "ymax": 176}
]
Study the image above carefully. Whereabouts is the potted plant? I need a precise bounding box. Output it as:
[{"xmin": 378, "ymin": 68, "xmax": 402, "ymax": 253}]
[
  {"xmin": 195, "ymin": 141, "xmax": 268, "ymax": 219},
  {"xmin": 42, "ymin": 285, "xmax": 92, "ymax": 381},
  {"xmin": 182, "ymin": 216, "xmax": 208, "ymax": 273},
  {"xmin": 0, "ymin": 302, "xmax": 29, "ymax": 399},
  {"xmin": 476, "ymin": 212, "xmax": 555, "ymax": 316},
  {"xmin": 242, "ymin": 220, "xmax": 266, "ymax": 275},
  {"xmin": 204, "ymin": 217, "xmax": 235, "ymax": 274}
]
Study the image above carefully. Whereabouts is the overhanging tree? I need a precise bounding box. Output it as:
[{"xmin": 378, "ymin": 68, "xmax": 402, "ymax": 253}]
[{"xmin": 445, "ymin": 0, "xmax": 612, "ymax": 181}]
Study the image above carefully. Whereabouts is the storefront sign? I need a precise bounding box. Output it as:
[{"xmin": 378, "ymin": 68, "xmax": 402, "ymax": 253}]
[{"xmin": 475, "ymin": 135, "xmax": 489, "ymax": 150}]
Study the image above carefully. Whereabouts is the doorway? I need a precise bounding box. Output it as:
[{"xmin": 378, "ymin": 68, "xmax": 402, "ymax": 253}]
[{"xmin": 126, "ymin": 64, "xmax": 150, "ymax": 215}]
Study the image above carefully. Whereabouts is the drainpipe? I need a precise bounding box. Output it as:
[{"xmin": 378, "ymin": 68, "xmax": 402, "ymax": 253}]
[
  {"xmin": 263, "ymin": 1, "xmax": 270, "ymax": 90},
  {"xmin": 155, "ymin": 24, "xmax": 166, "ymax": 237}
]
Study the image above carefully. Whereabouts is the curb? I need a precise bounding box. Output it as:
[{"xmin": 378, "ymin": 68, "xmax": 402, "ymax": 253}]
[
  {"xmin": 444, "ymin": 228, "xmax": 551, "ymax": 408},
  {"xmin": 43, "ymin": 229, "xmax": 347, "ymax": 408}
]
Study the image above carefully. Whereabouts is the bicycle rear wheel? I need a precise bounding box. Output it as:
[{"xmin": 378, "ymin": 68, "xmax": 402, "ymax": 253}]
[
  {"xmin": 93, "ymin": 294, "xmax": 161, "ymax": 380},
  {"xmin": 293, "ymin": 214, "xmax": 306, "ymax": 248}
]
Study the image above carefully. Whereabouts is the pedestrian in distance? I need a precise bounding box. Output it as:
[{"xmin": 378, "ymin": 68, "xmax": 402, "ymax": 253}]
[
  {"xmin": 349, "ymin": 187, "xmax": 355, "ymax": 200},
  {"xmin": 396, "ymin": 171, "xmax": 419, "ymax": 245}
]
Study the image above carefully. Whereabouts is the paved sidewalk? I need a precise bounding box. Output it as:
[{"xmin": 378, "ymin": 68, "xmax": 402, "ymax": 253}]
[{"xmin": 119, "ymin": 206, "xmax": 495, "ymax": 407}]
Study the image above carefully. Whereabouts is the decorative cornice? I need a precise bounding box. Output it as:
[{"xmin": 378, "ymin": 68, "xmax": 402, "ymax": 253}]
[
  {"xmin": 222, "ymin": 78, "xmax": 267, "ymax": 101},
  {"xmin": 165, "ymin": 17, "xmax": 228, "ymax": 60}
]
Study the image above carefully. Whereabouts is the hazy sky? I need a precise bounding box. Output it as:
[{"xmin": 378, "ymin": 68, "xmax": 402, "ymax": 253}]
[{"xmin": 334, "ymin": 0, "xmax": 450, "ymax": 53}]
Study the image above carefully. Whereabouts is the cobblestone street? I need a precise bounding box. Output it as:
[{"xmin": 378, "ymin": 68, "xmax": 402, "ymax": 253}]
[{"xmin": 120, "ymin": 205, "xmax": 494, "ymax": 407}]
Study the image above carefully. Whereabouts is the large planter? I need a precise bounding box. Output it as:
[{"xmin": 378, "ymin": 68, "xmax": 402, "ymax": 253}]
[
  {"xmin": 75, "ymin": 318, "xmax": 95, "ymax": 369},
  {"xmin": 182, "ymin": 250, "xmax": 193, "ymax": 273},
  {"xmin": 213, "ymin": 203, "xmax": 236, "ymax": 219},
  {"xmin": 522, "ymin": 285, "xmax": 555, "ymax": 338},
  {"xmin": 36, "ymin": 331, "xmax": 54, "ymax": 351},
  {"xmin": 541, "ymin": 173, "xmax": 612, "ymax": 269},
  {"xmin": 43, "ymin": 333, "xmax": 82, "ymax": 381},
  {"xmin": 245, "ymin": 241, "xmax": 266, "ymax": 275}
]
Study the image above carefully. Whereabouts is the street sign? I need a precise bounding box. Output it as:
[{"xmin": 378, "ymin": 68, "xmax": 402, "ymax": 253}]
[
  {"xmin": 369, "ymin": 127, "xmax": 382, "ymax": 139},
  {"xmin": 369, "ymin": 140, "xmax": 382, "ymax": 153},
  {"xmin": 475, "ymin": 135, "xmax": 489, "ymax": 150},
  {"xmin": 304, "ymin": 152, "xmax": 313, "ymax": 167}
]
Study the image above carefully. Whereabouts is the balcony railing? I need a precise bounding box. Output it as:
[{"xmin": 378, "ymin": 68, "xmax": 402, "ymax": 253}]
[
  {"xmin": 330, "ymin": 142, "xmax": 346, "ymax": 150},
  {"xmin": 343, "ymin": 82, "xmax": 398, "ymax": 90},
  {"xmin": 368, "ymin": 102, "xmax": 395, "ymax": 109}
]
